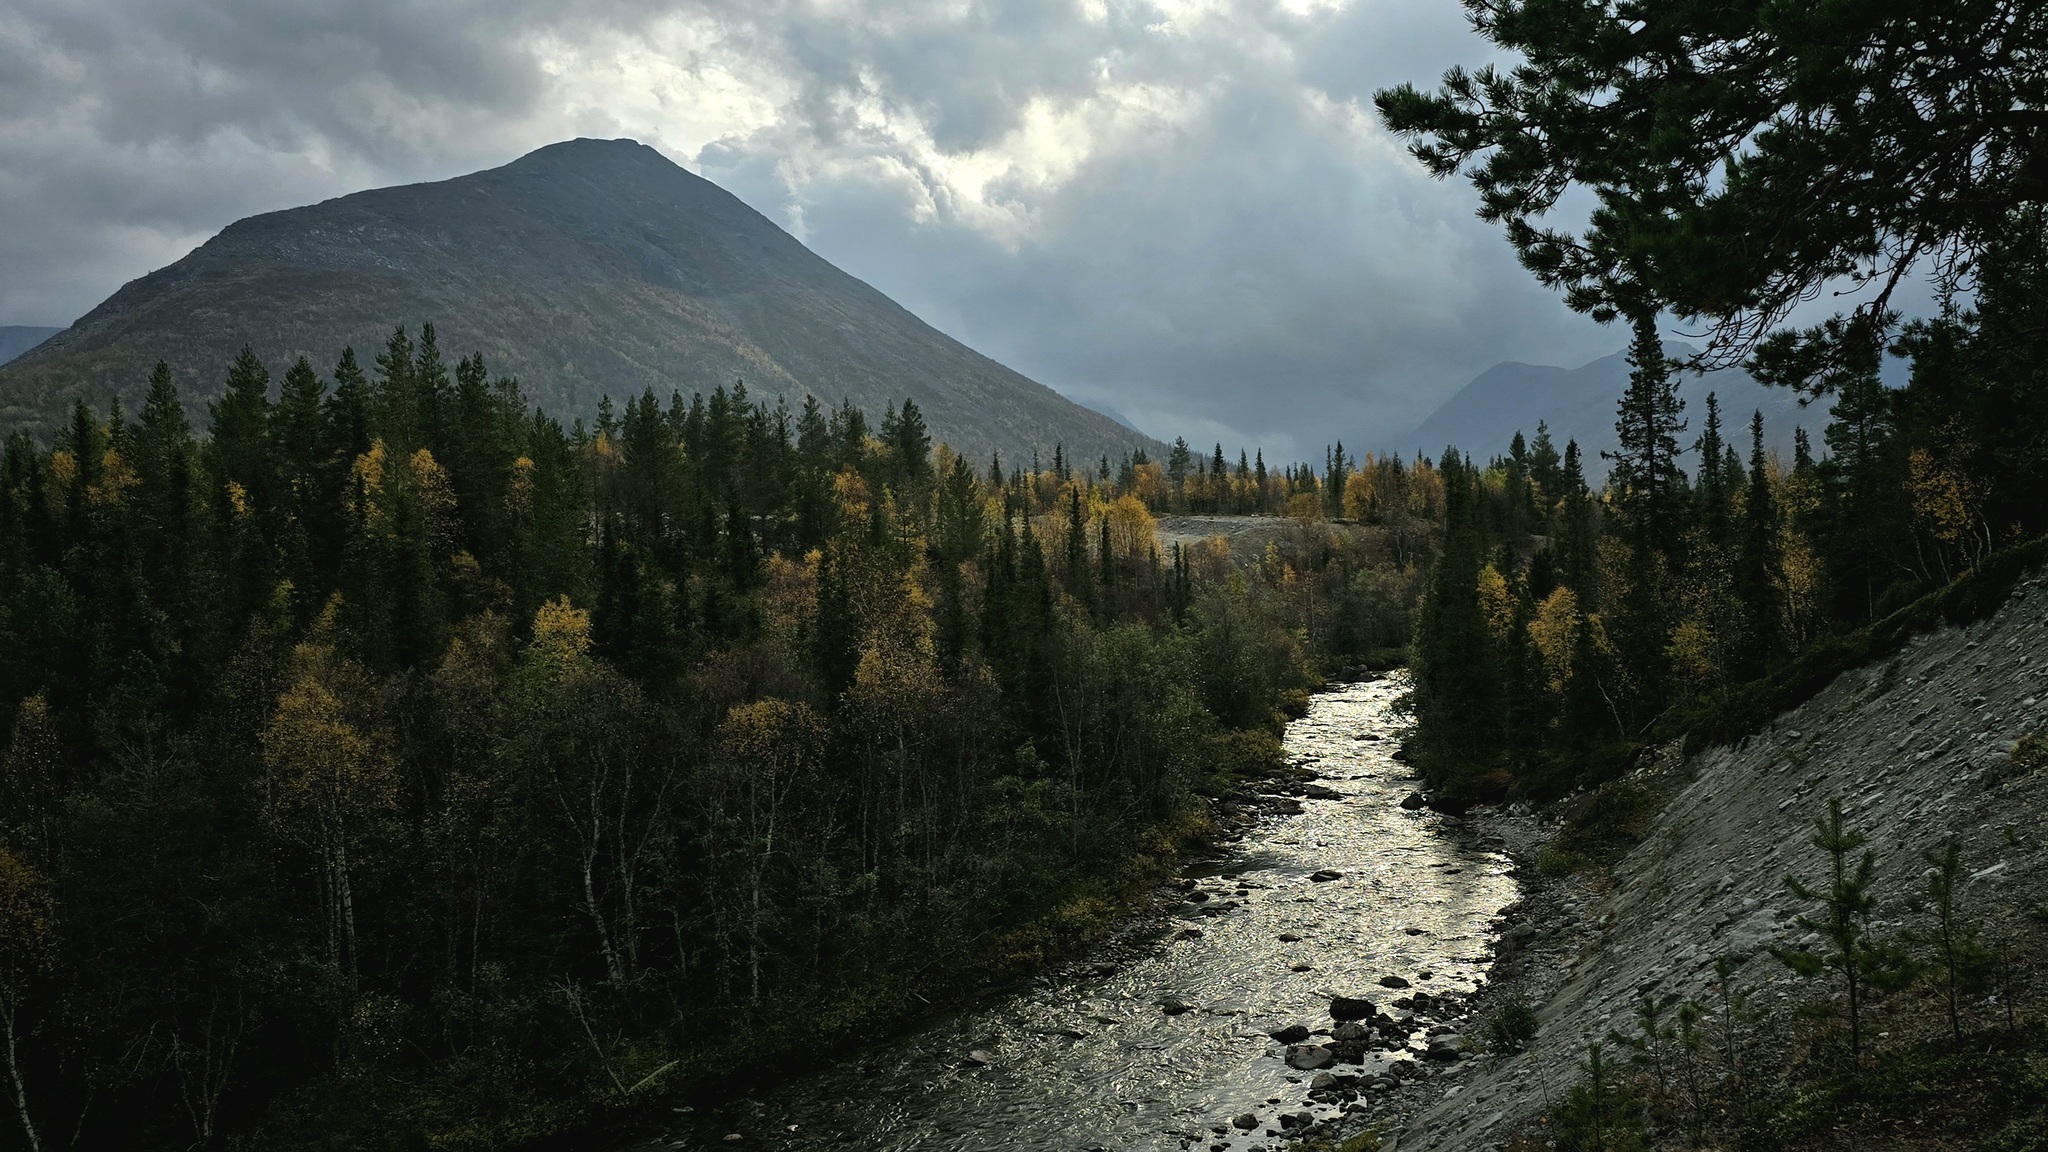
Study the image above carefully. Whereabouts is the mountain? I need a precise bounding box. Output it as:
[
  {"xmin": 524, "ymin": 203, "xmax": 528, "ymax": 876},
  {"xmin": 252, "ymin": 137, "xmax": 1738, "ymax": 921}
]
[
  {"xmin": 0, "ymin": 327, "xmax": 61, "ymax": 365},
  {"xmin": 0, "ymin": 139, "xmax": 1150, "ymax": 463},
  {"xmin": 1405, "ymin": 346, "xmax": 1829, "ymax": 472}
]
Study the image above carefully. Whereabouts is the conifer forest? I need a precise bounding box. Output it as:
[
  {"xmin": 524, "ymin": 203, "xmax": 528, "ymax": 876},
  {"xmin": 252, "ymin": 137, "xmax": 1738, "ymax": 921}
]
[{"xmin": 0, "ymin": 327, "xmax": 1434, "ymax": 1146}]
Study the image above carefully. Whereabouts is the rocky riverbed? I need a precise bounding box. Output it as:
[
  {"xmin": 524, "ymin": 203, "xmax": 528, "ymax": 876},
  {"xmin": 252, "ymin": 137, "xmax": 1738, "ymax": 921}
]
[{"xmin": 635, "ymin": 674, "xmax": 1523, "ymax": 1151}]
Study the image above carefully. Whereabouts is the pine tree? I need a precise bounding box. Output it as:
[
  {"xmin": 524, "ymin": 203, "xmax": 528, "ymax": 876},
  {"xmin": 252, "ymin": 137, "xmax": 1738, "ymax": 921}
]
[
  {"xmin": 1529, "ymin": 421, "xmax": 1563, "ymax": 508},
  {"xmin": 1694, "ymin": 392, "xmax": 1732, "ymax": 548},
  {"xmin": 1772, "ymin": 799, "xmax": 1909, "ymax": 1056},
  {"xmin": 374, "ymin": 327, "xmax": 419, "ymax": 450},
  {"xmin": 326, "ymin": 347, "xmax": 374, "ymax": 462},
  {"xmin": 1606, "ymin": 316, "xmax": 1687, "ymax": 558},
  {"xmin": 1734, "ymin": 410, "xmax": 1784, "ymax": 678},
  {"xmin": 1063, "ymin": 485, "xmax": 1093, "ymax": 610},
  {"xmin": 413, "ymin": 322, "xmax": 451, "ymax": 449},
  {"xmin": 1413, "ymin": 450, "xmax": 1502, "ymax": 772},
  {"xmin": 208, "ymin": 346, "xmax": 273, "ymax": 519}
]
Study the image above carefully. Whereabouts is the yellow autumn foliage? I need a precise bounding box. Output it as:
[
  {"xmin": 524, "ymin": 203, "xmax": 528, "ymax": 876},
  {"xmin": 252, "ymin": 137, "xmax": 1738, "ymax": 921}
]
[
  {"xmin": 1528, "ymin": 586, "xmax": 1581, "ymax": 691},
  {"xmin": 531, "ymin": 596, "xmax": 592, "ymax": 663},
  {"xmin": 1477, "ymin": 564, "xmax": 1515, "ymax": 642},
  {"xmin": 1105, "ymin": 493, "xmax": 1158, "ymax": 559}
]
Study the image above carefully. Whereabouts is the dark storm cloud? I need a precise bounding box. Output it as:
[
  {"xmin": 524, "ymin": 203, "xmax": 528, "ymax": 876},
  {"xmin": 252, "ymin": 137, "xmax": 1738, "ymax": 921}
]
[{"xmin": 0, "ymin": 0, "xmax": 1619, "ymax": 460}]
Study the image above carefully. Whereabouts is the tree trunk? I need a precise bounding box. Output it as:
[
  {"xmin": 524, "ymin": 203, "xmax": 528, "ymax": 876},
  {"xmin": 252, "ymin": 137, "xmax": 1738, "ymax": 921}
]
[{"xmin": 2, "ymin": 1004, "xmax": 42, "ymax": 1152}]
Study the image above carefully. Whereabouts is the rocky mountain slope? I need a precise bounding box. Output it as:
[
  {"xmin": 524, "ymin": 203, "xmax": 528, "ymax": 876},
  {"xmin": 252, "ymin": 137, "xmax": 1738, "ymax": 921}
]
[
  {"xmin": 1386, "ymin": 574, "xmax": 2048, "ymax": 1150},
  {"xmin": 0, "ymin": 139, "xmax": 1149, "ymax": 464},
  {"xmin": 1406, "ymin": 347, "xmax": 1828, "ymax": 471}
]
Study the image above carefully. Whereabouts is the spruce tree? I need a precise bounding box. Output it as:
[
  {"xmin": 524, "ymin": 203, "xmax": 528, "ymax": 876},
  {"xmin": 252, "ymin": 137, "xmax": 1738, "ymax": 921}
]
[
  {"xmin": 208, "ymin": 346, "xmax": 273, "ymax": 517},
  {"xmin": 1605, "ymin": 316, "xmax": 1687, "ymax": 558},
  {"xmin": 1735, "ymin": 410, "xmax": 1784, "ymax": 678},
  {"xmin": 1693, "ymin": 392, "xmax": 1731, "ymax": 548},
  {"xmin": 1063, "ymin": 485, "xmax": 1093, "ymax": 610},
  {"xmin": 374, "ymin": 326, "xmax": 419, "ymax": 450},
  {"xmin": 326, "ymin": 347, "xmax": 375, "ymax": 461}
]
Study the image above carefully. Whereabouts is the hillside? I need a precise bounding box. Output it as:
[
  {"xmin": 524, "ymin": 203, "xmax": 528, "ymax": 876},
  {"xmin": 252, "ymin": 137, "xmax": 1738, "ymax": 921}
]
[
  {"xmin": 0, "ymin": 326, "xmax": 61, "ymax": 365},
  {"xmin": 0, "ymin": 139, "xmax": 1149, "ymax": 464},
  {"xmin": 1389, "ymin": 572, "xmax": 2048, "ymax": 1151},
  {"xmin": 1407, "ymin": 346, "xmax": 1828, "ymax": 469}
]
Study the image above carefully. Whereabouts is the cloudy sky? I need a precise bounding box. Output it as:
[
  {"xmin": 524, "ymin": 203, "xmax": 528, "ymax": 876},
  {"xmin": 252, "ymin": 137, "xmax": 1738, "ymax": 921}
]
[{"xmin": 0, "ymin": 0, "xmax": 1632, "ymax": 460}]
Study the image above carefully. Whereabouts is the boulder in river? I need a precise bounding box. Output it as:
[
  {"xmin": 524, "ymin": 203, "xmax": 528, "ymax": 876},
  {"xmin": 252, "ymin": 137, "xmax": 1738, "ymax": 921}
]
[
  {"xmin": 1305, "ymin": 784, "xmax": 1344, "ymax": 800},
  {"xmin": 1329, "ymin": 995, "xmax": 1376, "ymax": 1020},
  {"xmin": 1269, "ymin": 1024, "xmax": 1312, "ymax": 1044},
  {"xmin": 1231, "ymin": 1114, "xmax": 1259, "ymax": 1131},
  {"xmin": 1309, "ymin": 869, "xmax": 1344, "ymax": 882},
  {"xmin": 1399, "ymin": 792, "xmax": 1428, "ymax": 811},
  {"xmin": 1379, "ymin": 974, "xmax": 1411, "ymax": 989},
  {"xmin": 1160, "ymin": 997, "xmax": 1194, "ymax": 1015},
  {"xmin": 1285, "ymin": 1044, "xmax": 1334, "ymax": 1070},
  {"xmin": 1332, "ymin": 1021, "xmax": 1370, "ymax": 1042},
  {"xmin": 1277, "ymin": 932, "xmax": 1303, "ymax": 942},
  {"xmin": 962, "ymin": 1050, "xmax": 996, "ymax": 1067}
]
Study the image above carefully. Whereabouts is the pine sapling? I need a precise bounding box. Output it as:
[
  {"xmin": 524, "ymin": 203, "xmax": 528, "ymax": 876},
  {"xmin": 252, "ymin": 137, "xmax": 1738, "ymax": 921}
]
[
  {"xmin": 1772, "ymin": 798, "xmax": 1886, "ymax": 1056},
  {"xmin": 1708, "ymin": 956, "xmax": 1749, "ymax": 1102},
  {"xmin": 1907, "ymin": 835, "xmax": 1987, "ymax": 1040}
]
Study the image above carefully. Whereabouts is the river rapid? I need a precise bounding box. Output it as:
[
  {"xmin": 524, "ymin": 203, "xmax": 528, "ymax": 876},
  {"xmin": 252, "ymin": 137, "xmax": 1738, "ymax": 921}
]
[{"xmin": 646, "ymin": 674, "xmax": 1519, "ymax": 1152}]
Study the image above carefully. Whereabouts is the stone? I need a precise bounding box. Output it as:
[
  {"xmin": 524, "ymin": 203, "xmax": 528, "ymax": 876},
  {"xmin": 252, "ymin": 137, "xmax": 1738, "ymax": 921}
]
[
  {"xmin": 1160, "ymin": 997, "xmax": 1194, "ymax": 1015},
  {"xmin": 1400, "ymin": 792, "xmax": 1428, "ymax": 810},
  {"xmin": 963, "ymin": 1049, "xmax": 995, "ymax": 1067},
  {"xmin": 1270, "ymin": 1024, "xmax": 1313, "ymax": 1044},
  {"xmin": 1332, "ymin": 1021, "xmax": 1370, "ymax": 1042},
  {"xmin": 1232, "ymin": 1114, "xmax": 1259, "ymax": 1131},
  {"xmin": 1310, "ymin": 1072, "xmax": 1338, "ymax": 1091},
  {"xmin": 1305, "ymin": 784, "xmax": 1343, "ymax": 800},
  {"xmin": 1424, "ymin": 1035, "xmax": 1465, "ymax": 1062},
  {"xmin": 1329, "ymin": 995, "xmax": 1376, "ymax": 1020},
  {"xmin": 1285, "ymin": 1044, "xmax": 1335, "ymax": 1070},
  {"xmin": 1278, "ymin": 932, "xmax": 1303, "ymax": 942},
  {"xmin": 1379, "ymin": 974, "xmax": 1411, "ymax": 989},
  {"xmin": 1310, "ymin": 869, "xmax": 1344, "ymax": 882},
  {"xmin": 1280, "ymin": 1111, "xmax": 1314, "ymax": 1130}
]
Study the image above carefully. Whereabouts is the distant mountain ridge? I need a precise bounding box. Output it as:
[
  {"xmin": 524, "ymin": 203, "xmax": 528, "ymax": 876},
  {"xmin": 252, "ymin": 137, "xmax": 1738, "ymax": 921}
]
[
  {"xmin": 0, "ymin": 327, "xmax": 61, "ymax": 365},
  {"xmin": 1406, "ymin": 346, "xmax": 1828, "ymax": 471},
  {"xmin": 0, "ymin": 139, "xmax": 1151, "ymax": 463}
]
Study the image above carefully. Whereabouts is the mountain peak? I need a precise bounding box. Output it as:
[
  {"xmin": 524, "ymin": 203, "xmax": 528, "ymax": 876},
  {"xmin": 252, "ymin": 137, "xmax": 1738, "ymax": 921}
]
[{"xmin": 0, "ymin": 142, "xmax": 1149, "ymax": 462}]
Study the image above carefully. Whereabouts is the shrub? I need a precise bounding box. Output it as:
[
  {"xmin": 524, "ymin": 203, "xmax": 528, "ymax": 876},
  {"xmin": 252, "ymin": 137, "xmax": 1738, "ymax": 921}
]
[{"xmin": 1486, "ymin": 997, "xmax": 1541, "ymax": 1054}]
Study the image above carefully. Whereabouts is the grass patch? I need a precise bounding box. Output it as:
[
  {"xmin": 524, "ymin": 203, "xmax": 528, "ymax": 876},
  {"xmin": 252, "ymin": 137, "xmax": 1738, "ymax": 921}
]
[
  {"xmin": 1770, "ymin": 1026, "xmax": 2048, "ymax": 1150},
  {"xmin": 1538, "ymin": 778, "xmax": 1659, "ymax": 877}
]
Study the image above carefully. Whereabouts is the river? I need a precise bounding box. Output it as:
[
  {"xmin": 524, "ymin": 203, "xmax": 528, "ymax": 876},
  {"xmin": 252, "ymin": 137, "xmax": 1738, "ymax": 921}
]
[{"xmin": 644, "ymin": 674, "xmax": 1519, "ymax": 1151}]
